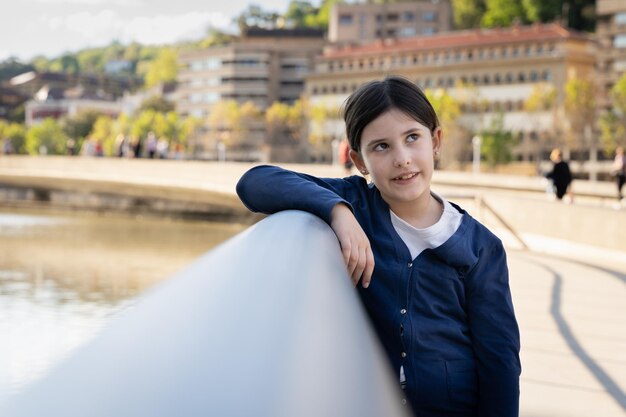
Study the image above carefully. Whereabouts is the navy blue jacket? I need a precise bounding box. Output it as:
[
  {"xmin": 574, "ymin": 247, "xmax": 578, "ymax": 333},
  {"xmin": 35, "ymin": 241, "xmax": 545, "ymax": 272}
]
[{"xmin": 236, "ymin": 165, "xmax": 521, "ymax": 417}]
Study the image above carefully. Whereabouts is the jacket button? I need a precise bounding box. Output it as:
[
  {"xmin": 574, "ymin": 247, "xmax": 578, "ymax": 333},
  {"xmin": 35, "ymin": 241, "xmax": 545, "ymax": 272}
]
[
  {"xmin": 400, "ymin": 308, "xmax": 407, "ymax": 315},
  {"xmin": 407, "ymin": 262, "xmax": 413, "ymax": 267},
  {"xmin": 401, "ymin": 352, "xmax": 407, "ymax": 358},
  {"xmin": 401, "ymin": 399, "xmax": 407, "ymax": 405}
]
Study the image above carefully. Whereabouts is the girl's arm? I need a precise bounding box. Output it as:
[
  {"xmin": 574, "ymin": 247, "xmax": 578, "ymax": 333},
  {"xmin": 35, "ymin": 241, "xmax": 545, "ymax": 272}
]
[
  {"xmin": 236, "ymin": 165, "xmax": 374, "ymax": 287},
  {"xmin": 465, "ymin": 242, "xmax": 521, "ymax": 417}
]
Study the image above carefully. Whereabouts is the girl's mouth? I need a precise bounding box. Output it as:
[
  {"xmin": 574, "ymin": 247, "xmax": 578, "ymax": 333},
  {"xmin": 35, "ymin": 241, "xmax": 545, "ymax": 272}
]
[{"xmin": 393, "ymin": 172, "xmax": 418, "ymax": 181}]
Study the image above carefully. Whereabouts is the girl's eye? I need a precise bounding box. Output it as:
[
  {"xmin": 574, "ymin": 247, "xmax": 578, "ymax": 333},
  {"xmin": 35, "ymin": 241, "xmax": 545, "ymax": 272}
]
[
  {"xmin": 373, "ymin": 143, "xmax": 389, "ymax": 151},
  {"xmin": 407, "ymin": 133, "xmax": 419, "ymax": 142}
]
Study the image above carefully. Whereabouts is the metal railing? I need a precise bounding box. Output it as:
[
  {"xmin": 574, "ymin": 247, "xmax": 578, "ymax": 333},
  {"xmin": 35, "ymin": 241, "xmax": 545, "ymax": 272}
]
[{"xmin": 1, "ymin": 210, "xmax": 409, "ymax": 417}]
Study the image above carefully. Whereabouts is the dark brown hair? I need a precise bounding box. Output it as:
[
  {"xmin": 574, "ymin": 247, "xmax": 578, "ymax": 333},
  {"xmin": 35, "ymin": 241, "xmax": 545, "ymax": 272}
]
[{"xmin": 341, "ymin": 75, "xmax": 439, "ymax": 152}]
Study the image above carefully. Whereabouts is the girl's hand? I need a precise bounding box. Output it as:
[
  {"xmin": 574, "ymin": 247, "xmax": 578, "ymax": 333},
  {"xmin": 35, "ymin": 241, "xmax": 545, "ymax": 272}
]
[{"xmin": 330, "ymin": 203, "xmax": 374, "ymax": 288}]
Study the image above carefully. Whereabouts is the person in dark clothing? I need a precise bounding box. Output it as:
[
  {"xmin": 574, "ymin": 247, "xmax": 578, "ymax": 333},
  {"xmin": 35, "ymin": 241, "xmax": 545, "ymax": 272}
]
[
  {"xmin": 546, "ymin": 148, "xmax": 572, "ymax": 201},
  {"xmin": 237, "ymin": 76, "xmax": 520, "ymax": 417}
]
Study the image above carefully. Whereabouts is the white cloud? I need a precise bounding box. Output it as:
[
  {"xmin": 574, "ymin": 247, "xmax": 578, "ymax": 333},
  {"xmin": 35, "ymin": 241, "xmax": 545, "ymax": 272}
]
[
  {"xmin": 35, "ymin": 10, "xmax": 231, "ymax": 50},
  {"xmin": 33, "ymin": 0, "xmax": 142, "ymax": 5}
]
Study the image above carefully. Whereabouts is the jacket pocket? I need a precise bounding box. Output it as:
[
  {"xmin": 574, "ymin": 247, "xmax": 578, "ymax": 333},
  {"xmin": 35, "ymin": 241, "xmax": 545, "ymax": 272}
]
[{"xmin": 446, "ymin": 359, "xmax": 478, "ymax": 407}]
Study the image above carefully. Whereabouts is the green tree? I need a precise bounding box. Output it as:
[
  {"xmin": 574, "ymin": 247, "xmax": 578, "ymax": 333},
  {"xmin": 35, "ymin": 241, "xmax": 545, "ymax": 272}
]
[
  {"xmin": 208, "ymin": 100, "xmax": 262, "ymax": 149},
  {"xmin": 564, "ymin": 77, "xmax": 596, "ymax": 152},
  {"xmin": 266, "ymin": 100, "xmax": 305, "ymax": 144},
  {"xmin": 49, "ymin": 54, "xmax": 80, "ymax": 74},
  {"xmin": 600, "ymin": 73, "xmax": 626, "ymax": 153},
  {"xmin": 62, "ymin": 110, "xmax": 101, "ymax": 146},
  {"xmin": 0, "ymin": 120, "xmax": 27, "ymax": 154},
  {"xmin": 304, "ymin": 0, "xmax": 340, "ymax": 30},
  {"xmin": 131, "ymin": 109, "xmax": 158, "ymax": 141},
  {"xmin": 451, "ymin": 0, "xmax": 486, "ymax": 29},
  {"xmin": 25, "ymin": 118, "xmax": 67, "ymax": 155},
  {"xmin": 481, "ymin": 0, "xmax": 528, "ymax": 27},
  {"xmin": 143, "ymin": 48, "xmax": 178, "ymax": 88},
  {"xmin": 285, "ymin": 0, "xmax": 317, "ymax": 27},
  {"xmin": 89, "ymin": 115, "xmax": 115, "ymax": 155},
  {"xmin": 480, "ymin": 113, "xmax": 515, "ymax": 167},
  {"xmin": 522, "ymin": 0, "xmax": 562, "ymax": 22},
  {"xmin": 138, "ymin": 96, "xmax": 176, "ymax": 113}
]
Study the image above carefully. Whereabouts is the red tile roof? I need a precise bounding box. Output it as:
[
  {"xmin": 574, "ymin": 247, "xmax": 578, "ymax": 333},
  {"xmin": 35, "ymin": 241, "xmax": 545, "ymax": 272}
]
[{"xmin": 323, "ymin": 23, "xmax": 588, "ymax": 59}]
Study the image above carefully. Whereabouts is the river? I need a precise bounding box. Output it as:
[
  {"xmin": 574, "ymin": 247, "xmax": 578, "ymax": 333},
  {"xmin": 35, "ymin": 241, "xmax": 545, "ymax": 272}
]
[{"xmin": 0, "ymin": 208, "xmax": 246, "ymax": 403}]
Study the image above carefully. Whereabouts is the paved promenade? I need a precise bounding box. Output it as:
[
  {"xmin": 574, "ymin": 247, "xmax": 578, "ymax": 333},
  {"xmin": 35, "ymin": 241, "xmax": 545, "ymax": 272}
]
[{"xmin": 0, "ymin": 156, "xmax": 625, "ymax": 416}]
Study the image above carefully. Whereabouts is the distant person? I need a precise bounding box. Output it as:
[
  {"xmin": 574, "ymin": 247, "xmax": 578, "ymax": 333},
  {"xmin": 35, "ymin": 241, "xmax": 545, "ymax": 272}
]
[
  {"xmin": 146, "ymin": 132, "xmax": 157, "ymax": 159},
  {"xmin": 545, "ymin": 148, "xmax": 572, "ymax": 201},
  {"xmin": 131, "ymin": 136, "xmax": 142, "ymax": 158},
  {"xmin": 66, "ymin": 138, "xmax": 76, "ymax": 156},
  {"xmin": 337, "ymin": 138, "xmax": 353, "ymax": 175},
  {"xmin": 612, "ymin": 146, "xmax": 625, "ymax": 202},
  {"xmin": 157, "ymin": 137, "xmax": 169, "ymax": 159},
  {"xmin": 2, "ymin": 137, "xmax": 13, "ymax": 155}
]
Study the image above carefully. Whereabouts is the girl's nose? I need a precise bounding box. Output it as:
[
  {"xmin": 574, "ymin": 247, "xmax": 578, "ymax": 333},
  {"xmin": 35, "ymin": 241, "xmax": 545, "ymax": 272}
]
[{"xmin": 393, "ymin": 150, "xmax": 411, "ymax": 167}]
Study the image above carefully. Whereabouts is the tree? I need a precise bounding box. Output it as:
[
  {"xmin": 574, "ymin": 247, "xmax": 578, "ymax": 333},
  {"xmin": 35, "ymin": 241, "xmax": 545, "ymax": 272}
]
[
  {"xmin": 522, "ymin": 0, "xmax": 562, "ymax": 23},
  {"xmin": 564, "ymin": 77, "xmax": 596, "ymax": 153},
  {"xmin": 62, "ymin": 110, "xmax": 101, "ymax": 145},
  {"xmin": 480, "ymin": 112, "xmax": 515, "ymax": 167},
  {"xmin": 600, "ymin": 73, "xmax": 626, "ymax": 154},
  {"xmin": 285, "ymin": 0, "xmax": 317, "ymax": 27},
  {"xmin": 25, "ymin": 118, "xmax": 67, "ymax": 155},
  {"xmin": 236, "ymin": 4, "xmax": 281, "ymax": 31},
  {"xmin": 451, "ymin": 0, "xmax": 486, "ymax": 29},
  {"xmin": 138, "ymin": 96, "xmax": 175, "ymax": 113},
  {"xmin": 0, "ymin": 120, "xmax": 26, "ymax": 154},
  {"xmin": 425, "ymin": 88, "xmax": 463, "ymax": 167},
  {"xmin": 207, "ymin": 100, "xmax": 262, "ymax": 149},
  {"xmin": 89, "ymin": 115, "xmax": 115, "ymax": 155},
  {"xmin": 481, "ymin": 0, "xmax": 528, "ymax": 27},
  {"xmin": 266, "ymin": 100, "xmax": 305, "ymax": 144},
  {"xmin": 143, "ymin": 48, "xmax": 178, "ymax": 88},
  {"xmin": 304, "ymin": 0, "xmax": 341, "ymax": 30}
]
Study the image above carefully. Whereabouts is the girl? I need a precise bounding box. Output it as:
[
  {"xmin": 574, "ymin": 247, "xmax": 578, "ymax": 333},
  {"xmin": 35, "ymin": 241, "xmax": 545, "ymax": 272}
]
[{"xmin": 236, "ymin": 76, "xmax": 520, "ymax": 417}]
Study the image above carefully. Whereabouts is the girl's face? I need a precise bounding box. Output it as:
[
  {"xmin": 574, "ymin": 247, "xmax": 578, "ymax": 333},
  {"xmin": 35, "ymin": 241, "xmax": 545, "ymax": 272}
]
[{"xmin": 350, "ymin": 108, "xmax": 441, "ymax": 213}]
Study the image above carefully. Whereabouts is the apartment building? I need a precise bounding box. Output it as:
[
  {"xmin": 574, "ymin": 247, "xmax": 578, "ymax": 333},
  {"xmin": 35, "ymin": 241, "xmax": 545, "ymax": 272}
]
[
  {"xmin": 596, "ymin": 0, "xmax": 626, "ymax": 108},
  {"xmin": 328, "ymin": 0, "xmax": 453, "ymax": 44},
  {"xmin": 306, "ymin": 23, "xmax": 596, "ymax": 165},
  {"xmin": 175, "ymin": 28, "xmax": 325, "ymax": 160}
]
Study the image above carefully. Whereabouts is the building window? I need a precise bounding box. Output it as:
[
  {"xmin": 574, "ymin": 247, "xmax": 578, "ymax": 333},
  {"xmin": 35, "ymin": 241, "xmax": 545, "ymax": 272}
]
[
  {"xmin": 312, "ymin": 87, "xmax": 318, "ymax": 95},
  {"xmin": 376, "ymin": 14, "xmax": 383, "ymax": 23},
  {"xmin": 328, "ymin": 63, "xmax": 334, "ymax": 72},
  {"xmin": 494, "ymin": 74, "xmax": 502, "ymax": 84},
  {"xmin": 471, "ymin": 75, "xmax": 479, "ymax": 85},
  {"xmin": 518, "ymin": 72, "xmax": 526, "ymax": 82},
  {"xmin": 525, "ymin": 46, "xmax": 532, "ymax": 56},
  {"xmin": 542, "ymin": 70, "xmax": 552, "ymax": 81},
  {"xmin": 412, "ymin": 55, "xmax": 419, "ymax": 64},
  {"xmin": 424, "ymin": 78, "xmax": 433, "ymax": 88},
  {"xmin": 505, "ymin": 73, "xmax": 514, "ymax": 83},
  {"xmin": 387, "ymin": 13, "xmax": 399, "ymax": 22},
  {"xmin": 530, "ymin": 71, "xmax": 539, "ymax": 81},
  {"xmin": 422, "ymin": 11, "xmax": 437, "ymax": 22},
  {"xmin": 400, "ymin": 27, "xmax": 416, "ymax": 37},
  {"xmin": 403, "ymin": 11, "xmax": 414, "ymax": 21},
  {"xmin": 447, "ymin": 77, "xmax": 454, "ymax": 87},
  {"xmin": 483, "ymin": 74, "xmax": 491, "ymax": 85},
  {"xmin": 422, "ymin": 27, "xmax": 435, "ymax": 35},
  {"xmin": 339, "ymin": 14, "xmax": 353, "ymax": 25},
  {"xmin": 615, "ymin": 12, "xmax": 626, "ymax": 25},
  {"xmin": 512, "ymin": 47, "xmax": 519, "ymax": 57},
  {"xmin": 615, "ymin": 34, "xmax": 626, "ymax": 48}
]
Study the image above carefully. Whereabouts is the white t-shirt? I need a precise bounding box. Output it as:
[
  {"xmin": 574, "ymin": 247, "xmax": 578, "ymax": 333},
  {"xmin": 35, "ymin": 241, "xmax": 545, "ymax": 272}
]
[{"xmin": 390, "ymin": 192, "xmax": 463, "ymax": 260}]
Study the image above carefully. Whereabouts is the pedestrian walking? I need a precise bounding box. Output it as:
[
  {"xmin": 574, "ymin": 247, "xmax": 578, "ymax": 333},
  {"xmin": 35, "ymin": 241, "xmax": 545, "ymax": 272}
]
[
  {"xmin": 612, "ymin": 146, "xmax": 625, "ymax": 203},
  {"xmin": 545, "ymin": 148, "xmax": 572, "ymax": 201}
]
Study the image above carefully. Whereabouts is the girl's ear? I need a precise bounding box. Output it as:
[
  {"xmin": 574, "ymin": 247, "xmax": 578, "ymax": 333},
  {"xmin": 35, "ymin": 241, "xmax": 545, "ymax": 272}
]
[
  {"xmin": 349, "ymin": 149, "xmax": 368, "ymax": 175},
  {"xmin": 432, "ymin": 127, "xmax": 443, "ymax": 154}
]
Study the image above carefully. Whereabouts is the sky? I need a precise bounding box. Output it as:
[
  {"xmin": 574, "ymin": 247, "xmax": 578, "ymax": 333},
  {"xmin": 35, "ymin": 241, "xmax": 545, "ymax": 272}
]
[{"xmin": 0, "ymin": 0, "xmax": 297, "ymax": 62}]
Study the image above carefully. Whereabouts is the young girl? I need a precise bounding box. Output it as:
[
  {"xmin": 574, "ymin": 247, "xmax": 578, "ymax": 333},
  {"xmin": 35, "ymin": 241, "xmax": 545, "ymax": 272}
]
[{"xmin": 236, "ymin": 76, "xmax": 520, "ymax": 417}]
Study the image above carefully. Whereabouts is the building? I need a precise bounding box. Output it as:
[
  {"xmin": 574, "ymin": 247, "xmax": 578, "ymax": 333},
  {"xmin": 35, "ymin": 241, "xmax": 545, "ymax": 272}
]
[
  {"xmin": 0, "ymin": 86, "xmax": 28, "ymax": 121},
  {"xmin": 305, "ymin": 23, "xmax": 596, "ymax": 166},
  {"xmin": 596, "ymin": 0, "xmax": 626, "ymax": 108},
  {"xmin": 9, "ymin": 71, "xmax": 140, "ymax": 101},
  {"xmin": 175, "ymin": 28, "xmax": 326, "ymax": 161},
  {"xmin": 328, "ymin": 0, "xmax": 453, "ymax": 44}
]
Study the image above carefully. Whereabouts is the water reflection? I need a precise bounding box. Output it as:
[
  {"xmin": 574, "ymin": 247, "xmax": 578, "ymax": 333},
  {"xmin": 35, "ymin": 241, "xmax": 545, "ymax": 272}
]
[{"xmin": 0, "ymin": 209, "xmax": 245, "ymax": 401}]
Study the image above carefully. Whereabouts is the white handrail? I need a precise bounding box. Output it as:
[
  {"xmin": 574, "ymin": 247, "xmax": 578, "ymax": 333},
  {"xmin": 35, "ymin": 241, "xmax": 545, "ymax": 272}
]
[{"xmin": 1, "ymin": 211, "xmax": 409, "ymax": 417}]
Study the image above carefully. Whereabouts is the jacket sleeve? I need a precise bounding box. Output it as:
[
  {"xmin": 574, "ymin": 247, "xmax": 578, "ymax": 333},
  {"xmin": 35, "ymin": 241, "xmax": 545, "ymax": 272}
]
[
  {"xmin": 465, "ymin": 241, "xmax": 521, "ymax": 417},
  {"xmin": 236, "ymin": 165, "xmax": 354, "ymax": 225}
]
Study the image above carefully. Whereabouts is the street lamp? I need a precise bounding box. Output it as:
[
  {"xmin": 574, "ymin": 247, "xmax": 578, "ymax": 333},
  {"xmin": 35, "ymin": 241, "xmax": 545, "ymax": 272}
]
[{"xmin": 472, "ymin": 135, "xmax": 481, "ymax": 174}]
